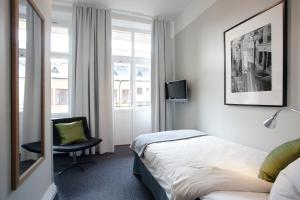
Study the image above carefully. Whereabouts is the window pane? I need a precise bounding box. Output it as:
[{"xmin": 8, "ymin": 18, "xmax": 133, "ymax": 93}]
[
  {"xmin": 19, "ymin": 19, "xmax": 27, "ymax": 49},
  {"xmin": 51, "ymin": 26, "xmax": 69, "ymax": 53},
  {"xmin": 55, "ymin": 89, "xmax": 68, "ymax": 105},
  {"xmin": 113, "ymin": 62, "xmax": 131, "ymax": 108},
  {"xmin": 135, "ymin": 64, "xmax": 150, "ymax": 107},
  {"xmin": 51, "ymin": 58, "xmax": 69, "ymax": 114},
  {"xmin": 19, "ymin": 57, "xmax": 26, "ymax": 112},
  {"xmin": 112, "ymin": 30, "xmax": 132, "ymax": 56},
  {"xmin": 134, "ymin": 33, "xmax": 151, "ymax": 58}
]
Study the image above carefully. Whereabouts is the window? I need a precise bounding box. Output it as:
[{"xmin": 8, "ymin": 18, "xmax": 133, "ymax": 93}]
[
  {"xmin": 19, "ymin": 19, "xmax": 27, "ymax": 50},
  {"xmin": 51, "ymin": 26, "xmax": 69, "ymax": 53},
  {"xmin": 51, "ymin": 26, "xmax": 71, "ymax": 117},
  {"xmin": 112, "ymin": 18, "xmax": 151, "ymax": 110},
  {"xmin": 134, "ymin": 32, "xmax": 151, "ymax": 58},
  {"xmin": 135, "ymin": 64, "xmax": 150, "ymax": 106},
  {"xmin": 137, "ymin": 88, "xmax": 143, "ymax": 95},
  {"xmin": 113, "ymin": 62, "xmax": 131, "ymax": 107},
  {"xmin": 19, "ymin": 56, "xmax": 26, "ymax": 112},
  {"xmin": 112, "ymin": 30, "xmax": 132, "ymax": 56},
  {"xmin": 55, "ymin": 89, "xmax": 68, "ymax": 105},
  {"xmin": 19, "ymin": 18, "xmax": 26, "ymax": 112},
  {"xmin": 122, "ymin": 89, "xmax": 130, "ymax": 104}
]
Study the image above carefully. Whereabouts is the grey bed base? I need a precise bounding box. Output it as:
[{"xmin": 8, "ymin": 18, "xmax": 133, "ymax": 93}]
[{"xmin": 133, "ymin": 153, "xmax": 169, "ymax": 200}]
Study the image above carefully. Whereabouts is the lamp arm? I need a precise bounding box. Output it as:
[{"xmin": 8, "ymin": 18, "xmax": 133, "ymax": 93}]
[
  {"xmin": 285, "ymin": 107, "xmax": 300, "ymax": 115},
  {"xmin": 273, "ymin": 109, "xmax": 283, "ymax": 118},
  {"xmin": 263, "ymin": 107, "xmax": 300, "ymax": 129}
]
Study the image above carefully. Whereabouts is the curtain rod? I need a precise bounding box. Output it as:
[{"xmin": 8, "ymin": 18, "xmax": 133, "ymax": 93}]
[
  {"xmin": 52, "ymin": 0, "xmax": 153, "ymax": 20},
  {"xmin": 111, "ymin": 9, "xmax": 153, "ymax": 20}
]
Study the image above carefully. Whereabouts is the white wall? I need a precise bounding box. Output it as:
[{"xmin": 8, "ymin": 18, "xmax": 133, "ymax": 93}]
[
  {"xmin": 174, "ymin": 0, "xmax": 300, "ymax": 152},
  {"xmin": 174, "ymin": 0, "xmax": 216, "ymax": 35},
  {"xmin": 0, "ymin": 0, "xmax": 54, "ymax": 199}
]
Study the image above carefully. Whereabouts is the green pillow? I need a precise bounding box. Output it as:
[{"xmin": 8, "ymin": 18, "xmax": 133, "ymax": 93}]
[
  {"xmin": 259, "ymin": 138, "xmax": 300, "ymax": 182},
  {"xmin": 55, "ymin": 120, "xmax": 87, "ymax": 145}
]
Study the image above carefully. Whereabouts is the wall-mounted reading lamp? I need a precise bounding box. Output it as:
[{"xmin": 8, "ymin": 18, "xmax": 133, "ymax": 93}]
[{"xmin": 263, "ymin": 107, "xmax": 300, "ymax": 129}]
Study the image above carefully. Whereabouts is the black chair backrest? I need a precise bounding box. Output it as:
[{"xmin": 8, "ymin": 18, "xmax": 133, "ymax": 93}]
[{"xmin": 52, "ymin": 117, "xmax": 91, "ymax": 146}]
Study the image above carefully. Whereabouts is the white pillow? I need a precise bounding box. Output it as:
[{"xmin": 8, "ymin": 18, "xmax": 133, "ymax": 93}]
[{"xmin": 269, "ymin": 158, "xmax": 300, "ymax": 200}]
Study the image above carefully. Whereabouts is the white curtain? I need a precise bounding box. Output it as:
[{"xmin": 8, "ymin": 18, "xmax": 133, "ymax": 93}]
[
  {"xmin": 21, "ymin": 5, "xmax": 42, "ymax": 161},
  {"xmin": 72, "ymin": 5, "xmax": 114, "ymax": 154},
  {"xmin": 151, "ymin": 19, "xmax": 173, "ymax": 132}
]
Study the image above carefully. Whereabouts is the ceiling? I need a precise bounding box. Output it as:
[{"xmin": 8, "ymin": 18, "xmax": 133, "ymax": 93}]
[{"xmin": 54, "ymin": 0, "xmax": 198, "ymax": 18}]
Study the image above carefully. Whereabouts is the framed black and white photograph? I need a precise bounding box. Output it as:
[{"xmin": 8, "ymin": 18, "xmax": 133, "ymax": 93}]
[{"xmin": 224, "ymin": 0, "xmax": 287, "ymax": 106}]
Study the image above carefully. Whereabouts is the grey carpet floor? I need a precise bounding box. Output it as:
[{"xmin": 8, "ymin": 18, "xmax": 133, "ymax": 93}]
[{"xmin": 54, "ymin": 146, "xmax": 154, "ymax": 200}]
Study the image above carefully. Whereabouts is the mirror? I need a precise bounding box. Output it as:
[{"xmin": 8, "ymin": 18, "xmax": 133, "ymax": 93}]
[{"xmin": 11, "ymin": 0, "xmax": 45, "ymax": 190}]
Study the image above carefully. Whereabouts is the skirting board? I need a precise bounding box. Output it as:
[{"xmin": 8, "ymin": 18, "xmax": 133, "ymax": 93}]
[{"xmin": 41, "ymin": 183, "xmax": 57, "ymax": 200}]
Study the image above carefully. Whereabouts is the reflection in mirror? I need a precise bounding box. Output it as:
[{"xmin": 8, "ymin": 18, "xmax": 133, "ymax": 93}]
[{"xmin": 17, "ymin": 0, "xmax": 43, "ymax": 177}]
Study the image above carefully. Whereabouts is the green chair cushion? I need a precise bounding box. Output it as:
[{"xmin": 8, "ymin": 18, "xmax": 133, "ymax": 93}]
[
  {"xmin": 259, "ymin": 138, "xmax": 300, "ymax": 182},
  {"xmin": 55, "ymin": 120, "xmax": 88, "ymax": 145}
]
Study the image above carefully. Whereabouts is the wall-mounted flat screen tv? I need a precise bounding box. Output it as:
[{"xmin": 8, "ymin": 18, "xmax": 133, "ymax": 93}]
[{"xmin": 165, "ymin": 80, "xmax": 188, "ymax": 102}]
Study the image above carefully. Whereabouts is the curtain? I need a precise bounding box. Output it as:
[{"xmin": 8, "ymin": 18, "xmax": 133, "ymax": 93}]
[
  {"xmin": 72, "ymin": 5, "xmax": 114, "ymax": 154},
  {"xmin": 151, "ymin": 19, "xmax": 173, "ymax": 132},
  {"xmin": 21, "ymin": 5, "xmax": 42, "ymax": 161}
]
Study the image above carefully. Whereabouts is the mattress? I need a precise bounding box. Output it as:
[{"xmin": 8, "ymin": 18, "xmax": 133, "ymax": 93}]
[
  {"xmin": 201, "ymin": 191, "xmax": 269, "ymax": 200},
  {"xmin": 140, "ymin": 135, "xmax": 269, "ymax": 199}
]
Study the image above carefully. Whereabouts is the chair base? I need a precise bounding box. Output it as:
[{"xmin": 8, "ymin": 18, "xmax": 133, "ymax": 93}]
[
  {"xmin": 57, "ymin": 164, "xmax": 84, "ymax": 175},
  {"xmin": 55, "ymin": 152, "xmax": 93, "ymax": 176}
]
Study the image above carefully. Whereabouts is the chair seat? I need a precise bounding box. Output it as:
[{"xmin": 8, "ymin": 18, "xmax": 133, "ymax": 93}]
[
  {"xmin": 22, "ymin": 141, "xmax": 42, "ymax": 154},
  {"xmin": 53, "ymin": 137, "xmax": 102, "ymax": 153}
]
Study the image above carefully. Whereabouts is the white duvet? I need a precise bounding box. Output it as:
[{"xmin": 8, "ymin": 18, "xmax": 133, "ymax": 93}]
[
  {"xmin": 201, "ymin": 191, "xmax": 269, "ymax": 200},
  {"xmin": 141, "ymin": 131, "xmax": 272, "ymax": 200}
]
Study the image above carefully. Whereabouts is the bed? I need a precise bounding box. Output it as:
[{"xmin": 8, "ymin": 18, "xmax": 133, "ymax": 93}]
[
  {"xmin": 131, "ymin": 130, "xmax": 272, "ymax": 200},
  {"xmin": 201, "ymin": 191, "xmax": 269, "ymax": 200}
]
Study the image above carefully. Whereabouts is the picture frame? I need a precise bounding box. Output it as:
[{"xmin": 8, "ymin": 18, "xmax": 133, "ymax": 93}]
[{"xmin": 224, "ymin": 0, "xmax": 287, "ymax": 107}]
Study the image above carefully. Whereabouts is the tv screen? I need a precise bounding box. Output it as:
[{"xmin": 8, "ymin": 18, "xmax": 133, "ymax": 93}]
[{"xmin": 165, "ymin": 80, "xmax": 187, "ymax": 101}]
